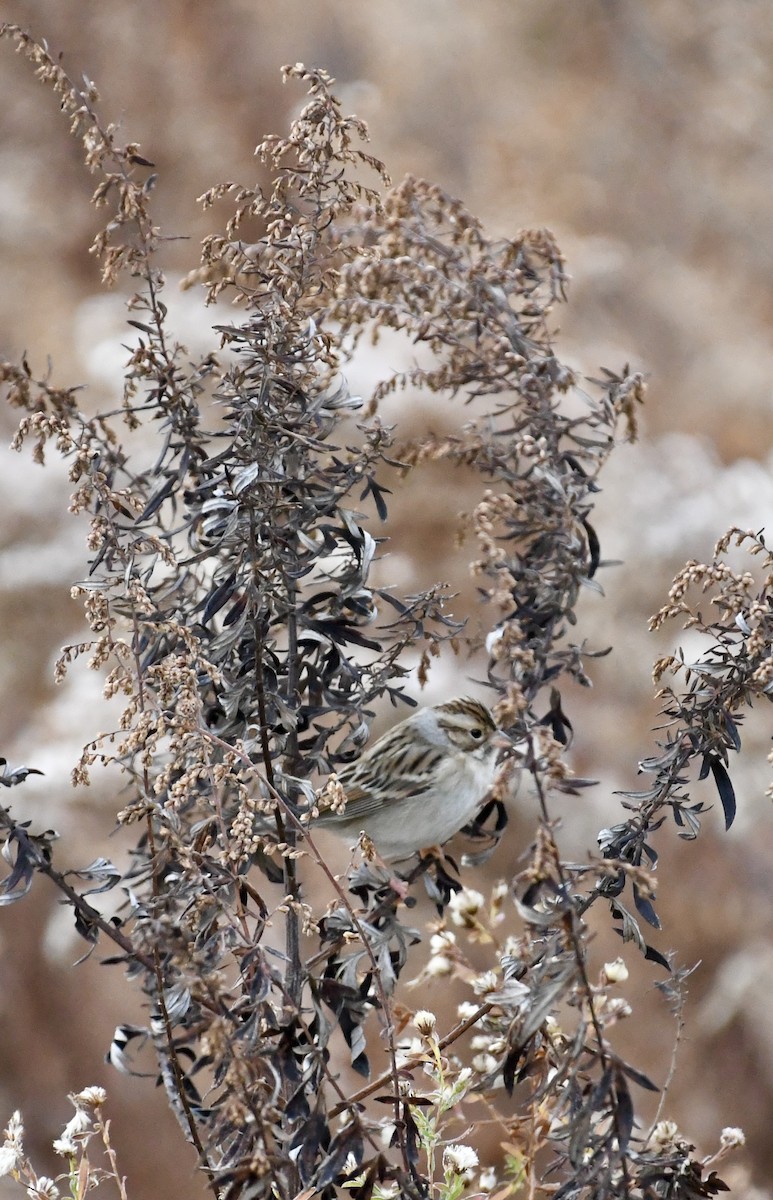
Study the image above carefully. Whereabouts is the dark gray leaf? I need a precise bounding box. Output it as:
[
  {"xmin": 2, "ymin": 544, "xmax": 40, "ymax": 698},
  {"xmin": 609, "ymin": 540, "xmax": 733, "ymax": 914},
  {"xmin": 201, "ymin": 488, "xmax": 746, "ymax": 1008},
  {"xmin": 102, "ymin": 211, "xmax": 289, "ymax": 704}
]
[
  {"xmin": 633, "ymin": 883, "xmax": 660, "ymax": 929},
  {"xmin": 709, "ymin": 757, "xmax": 736, "ymax": 830}
]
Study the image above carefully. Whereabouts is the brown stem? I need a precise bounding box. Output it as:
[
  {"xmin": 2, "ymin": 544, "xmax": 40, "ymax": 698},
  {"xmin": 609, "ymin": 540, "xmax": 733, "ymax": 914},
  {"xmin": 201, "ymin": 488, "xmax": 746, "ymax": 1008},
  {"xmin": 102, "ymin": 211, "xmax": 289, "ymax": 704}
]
[{"xmin": 329, "ymin": 1002, "xmax": 493, "ymax": 1119}]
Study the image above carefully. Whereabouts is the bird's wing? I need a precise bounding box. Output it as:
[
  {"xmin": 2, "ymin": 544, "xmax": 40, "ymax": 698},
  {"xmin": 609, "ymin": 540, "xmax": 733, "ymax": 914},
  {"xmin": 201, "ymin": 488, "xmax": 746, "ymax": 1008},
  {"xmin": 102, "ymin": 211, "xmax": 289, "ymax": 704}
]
[
  {"xmin": 320, "ymin": 782, "xmax": 384, "ymax": 826},
  {"xmin": 321, "ymin": 741, "xmax": 438, "ymax": 827}
]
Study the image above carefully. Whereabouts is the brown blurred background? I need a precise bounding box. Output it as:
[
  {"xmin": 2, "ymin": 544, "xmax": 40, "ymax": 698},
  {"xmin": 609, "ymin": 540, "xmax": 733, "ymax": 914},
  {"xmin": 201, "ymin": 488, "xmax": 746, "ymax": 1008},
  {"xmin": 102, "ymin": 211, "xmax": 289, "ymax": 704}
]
[{"xmin": 2, "ymin": 1, "xmax": 773, "ymax": 1195}]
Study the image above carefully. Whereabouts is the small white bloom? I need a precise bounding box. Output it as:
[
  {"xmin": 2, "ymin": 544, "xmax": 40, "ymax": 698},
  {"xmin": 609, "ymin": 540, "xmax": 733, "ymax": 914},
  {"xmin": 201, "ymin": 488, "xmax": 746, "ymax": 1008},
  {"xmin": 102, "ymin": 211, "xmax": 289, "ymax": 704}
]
[
  {"xmin": 413, "ymin": 1010, "xmax": 437, "ymax": 1036},
  {"xmin": 602, "ymin": 957, "xmax": 629, "ymax": 984},
  {"xmin": 650, "ymin": 1120, "xmax": 680, "ymax": 1148},
  {"xmin": 27, "ymin": 1177, "xmax": 60, "ymax": 1200},
  {"xmin": 720, "ymin": 1126, "xmax": 745, "ymax": 1149},
  {"xmin": 457, "ymin": 1001, "xmax": 479, "ymax": 1022},
  {"xmin": 472, "ymin": 1052, "xmax": 498, "ymax": 1075},
  {"xmin": 443, "ymin": 1144, "xmax": 479, "ymax": 1175},
  {"xmin": 73, "ymin": 1086, "xmax": 106, "ymax": 1109},
  {"xmin": 4, "ymin": 1112, "xmax": 23, "ymax": 1144},
  {"xmin": 0, "ymin": 1146, "xmax": 20, "ymax": 1177},
  {"xmin": 53, "ymin": 1104, "xmax": 93, "ymax": 1157},
  {"xmin": 490, "ymin": 880, "xmax": 508, "ymax": 923},
  {"xmin": 471, "ymin": 970, "xmax": 499, "ymax": 996},
  {"xmin": 425, "ymin": 954, "xmax": 453, "ymax": 977},
  {"xmin": 448, "ymin": 887, "xmax": 485, "ymax": 926},
  {"xmin": 52, "ymin": 1135, "xmax": 77, "ymax": 1158},
  {"xmin": 606, "ymin": 998, "xmax": 632, "ymax": 1021},
  {"xmin": 479, "ymin": 1166, "xmax": 498, "ymax": 1191},
  {"xmin": 430, "ymin": 930, "xmax": 456, "ymax": 955},
  {"xmin": 62, "ymin": 1109, "xmax": 91, "ymax": 1139},
  {"xmin": 0, "ymin": 1111, "xmax": 24, "ymax": 1177}
]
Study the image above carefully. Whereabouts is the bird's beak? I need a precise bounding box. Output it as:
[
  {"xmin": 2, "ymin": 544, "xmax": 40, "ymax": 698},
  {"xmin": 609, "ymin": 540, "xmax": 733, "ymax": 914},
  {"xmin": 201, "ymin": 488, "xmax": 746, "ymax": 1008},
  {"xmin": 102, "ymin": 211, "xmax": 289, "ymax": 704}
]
[{"xmin": 492, "ymin": 730, "xmax": 515, "ymax": 751}]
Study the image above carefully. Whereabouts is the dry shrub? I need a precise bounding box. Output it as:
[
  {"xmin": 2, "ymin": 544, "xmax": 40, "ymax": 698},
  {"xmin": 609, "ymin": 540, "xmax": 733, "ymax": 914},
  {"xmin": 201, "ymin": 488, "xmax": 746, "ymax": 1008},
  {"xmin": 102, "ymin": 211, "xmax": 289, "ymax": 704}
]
[{"xmin": 1, "ymin": 24, "xmax": 769, "ymax": 1200}]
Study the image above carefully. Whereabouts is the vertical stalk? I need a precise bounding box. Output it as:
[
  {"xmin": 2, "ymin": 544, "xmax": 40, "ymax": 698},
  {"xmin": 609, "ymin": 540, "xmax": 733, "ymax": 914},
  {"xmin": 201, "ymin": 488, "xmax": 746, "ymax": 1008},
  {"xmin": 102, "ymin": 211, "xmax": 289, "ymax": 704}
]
[{"xmin": 283, "ymin": 574, "xmax": 304, "ymax": 1008}]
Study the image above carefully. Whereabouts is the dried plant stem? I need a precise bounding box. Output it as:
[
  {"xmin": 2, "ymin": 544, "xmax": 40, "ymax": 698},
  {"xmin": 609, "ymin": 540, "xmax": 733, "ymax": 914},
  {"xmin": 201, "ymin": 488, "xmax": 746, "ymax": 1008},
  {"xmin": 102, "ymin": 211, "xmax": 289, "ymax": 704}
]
[
  {"xmin": 153, "ymin": 947, "xmax": 221, "ymax": 1199},
  {"xmin": 282, "ymin": 585, "xmax": 304, "ymax": 1010},
  {"xmin": 0, "ymin": 33, "xmax": 758, "ymax": 1195},
  {"xmin": 0, "ymin": 808, "xmax": 156, "ymax": 970},
  {"xmin": 199, "ymin": 728, "xmax": 411, "ymax": 1169},
  {"xmin": 330, "ymin": 1002, "xmax": 494, "ymax": 1119}
]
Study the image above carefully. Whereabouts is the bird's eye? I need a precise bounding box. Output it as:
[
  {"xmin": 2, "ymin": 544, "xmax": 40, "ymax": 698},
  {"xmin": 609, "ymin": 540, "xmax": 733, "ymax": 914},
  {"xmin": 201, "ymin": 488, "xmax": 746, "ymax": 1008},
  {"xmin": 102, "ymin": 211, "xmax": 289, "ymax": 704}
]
[{"xmin": 470, "ymin": 727, "xmax": 484, "ymax": 741}]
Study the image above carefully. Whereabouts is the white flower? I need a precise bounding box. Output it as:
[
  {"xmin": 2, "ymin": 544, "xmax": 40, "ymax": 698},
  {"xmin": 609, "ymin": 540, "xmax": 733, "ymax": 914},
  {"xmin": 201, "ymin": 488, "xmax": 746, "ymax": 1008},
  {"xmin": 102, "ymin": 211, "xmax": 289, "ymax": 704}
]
[
  {"xmin": 73, "ymin": 1086, "xmax": 106, "ymax": 1109},
  {"xmin": 471, "ymin": 1036, "xmax": 504, "ymax": 1055},
  {"xmin": 602, "ymin": 957, "xmax": 629, "ymax": 984},
  {"xmin": 27, "ymin": 1177, "xmax": 60, "ymax": 1200},
  {"xmin": 64, "ymin": 1109, "xmax": 91, "ymax": 1136},
  {"xmin": 471, "ymin": 970, "xmax": 499, "ymax": 996},
  {"xmin": 448, "ymin": 887, "xmax": 485, "ymax": 927},
  {"xmin": 53, "ymin": 1107, "xmax": 92, "ymax": 1158},
  {"xmin": 720, "ymin": 1127, "xmax": 745, "ymax": 1149},
  {"xmin": 0, "ymin": 1146, "xmax": 20, "ymax": 1177},
  {"xmin": 489, "ymin": 880, "xmax": 508, "ymax": 924},
  {"xmin": 479, "ymin": 1167, "xmax": 497, "ymax": 1191},
  {"xmin": 0, "ymin": 1111, "xmax": 24, "ymax": 1177},
  {"xmin": 413, "ymin": 1010, "xmax": 437, "ymax": 1036},
  {"xmin": 457, "ymin": 1001, "xmax": 479, "ymax": 1022},
  {"xmin": 4, "ymin": 1112, "xmax": 23, "ymax": 1145},
  {"xmin": 425, "ymin": 954, "xmax": 453, "ymax": 977},
  {"xmin": 443, "ymin": 1144, "xmax": 479, "ymax": 1175},
  {"xmin": 650, "ymin": 1120, "xmax": 680, "ymax": 1149},
  {"xmin": 472, "ymin": 1052, "xmax": 498, "ymax": 1075},
  {"xmin": 430, "ymin": 930, "xmax": 457, "ymax": 955},
  {"xmin": 605, "ymin": 998, "xmax": 632, "ymax": 1020},
  {"xmin": 52, "ymin": 1135, "xmax": 77, "ymax": 1158}
]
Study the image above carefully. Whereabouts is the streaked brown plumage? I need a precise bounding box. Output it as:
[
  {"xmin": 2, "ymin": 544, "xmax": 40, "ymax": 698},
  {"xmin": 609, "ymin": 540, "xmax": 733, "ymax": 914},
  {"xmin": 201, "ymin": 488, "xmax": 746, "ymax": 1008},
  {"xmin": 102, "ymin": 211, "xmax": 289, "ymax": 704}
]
[{"xmin": 317, "ymin": 697, "xmax": 505, "ymax": 861}]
